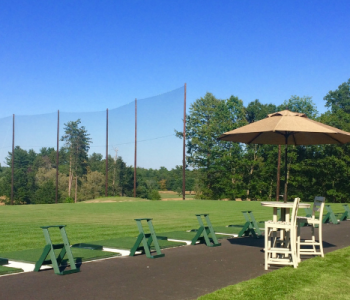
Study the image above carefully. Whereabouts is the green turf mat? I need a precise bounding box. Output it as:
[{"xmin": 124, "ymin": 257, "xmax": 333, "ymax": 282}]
[
  {"xmin": 157, "ymin": 231, "xmax": 228, "ymax": 241},
  {"xmin": 0, "ymin": 248, "xmax": 120, "ymax": 264},
  {"xmin": 213, "ymin": 226, "xmax": 243, "ymax": 234},
  {"xmin": 87, "ymin": 237, "xmax": 186, "ymax": 250},
  {"xmin": 0, "ymin": 265, "xmax": 23, "ymax": 275}
]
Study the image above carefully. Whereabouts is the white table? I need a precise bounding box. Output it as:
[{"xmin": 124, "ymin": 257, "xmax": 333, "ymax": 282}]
[{"xmin": 261, "ymin": 201, "xmax": 310, "ymax": 222}]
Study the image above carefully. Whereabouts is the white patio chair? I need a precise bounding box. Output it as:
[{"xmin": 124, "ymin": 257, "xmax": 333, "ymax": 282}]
[
  {"xmin": 264, "ymin": 197, "xmax": 300, "ymax": 270},
  {"xmin": 297, "ymin": 196, "xmax": 325, "ymax": 261}
]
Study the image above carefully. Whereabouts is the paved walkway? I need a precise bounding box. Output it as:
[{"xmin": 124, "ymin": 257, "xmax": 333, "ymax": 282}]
[{"xmin": 1, "ymin": 221, "xmax": 350, "ymax": 300}]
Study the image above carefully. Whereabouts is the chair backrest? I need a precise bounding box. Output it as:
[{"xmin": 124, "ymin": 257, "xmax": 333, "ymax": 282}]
[
  {"xmin": 312, "ymin": 196, "xmax": 326, "ymax": 220},
  {"xmin": 291, "ymin": 197, "xmax": 300, "ymax": 226}
]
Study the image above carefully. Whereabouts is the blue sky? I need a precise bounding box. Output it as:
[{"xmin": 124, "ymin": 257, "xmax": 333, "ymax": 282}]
[{"xmin": 0, "ymin": 1, "xmax": 350, "ymax": 167}]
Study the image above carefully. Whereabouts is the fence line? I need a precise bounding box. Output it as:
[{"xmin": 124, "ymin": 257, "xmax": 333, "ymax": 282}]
[{"xmin": 5, "ymin": 85, "xmax": 186, "ymax": 204}]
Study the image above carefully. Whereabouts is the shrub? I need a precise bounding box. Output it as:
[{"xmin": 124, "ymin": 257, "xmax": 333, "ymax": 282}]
[
  {"xmin": 64, "ymin": 197, "xmax": 74, "ymax": 203},
  {"xmin": 136, "ymin": 186, "xmax": 149, "ymax": 199},
  {"xmin": 33, "ymin": 180, "xmax": 57, "ymax": 204},
  {"xmin": 148, "ymin": 190, "xmax": 161, "ymax": 200}
]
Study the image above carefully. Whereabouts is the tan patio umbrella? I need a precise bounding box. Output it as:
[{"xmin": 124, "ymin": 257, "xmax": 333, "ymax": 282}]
[{"xmin": 218, "ymin": 110, "xmax": 350, "ymax": 202}]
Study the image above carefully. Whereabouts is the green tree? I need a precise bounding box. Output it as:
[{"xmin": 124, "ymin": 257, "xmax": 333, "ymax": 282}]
[
  {"xmin": 33, "ymin": 180, "xmax": 57, "ymax": 204},
  {"xmin": 246, "ymin": 100, "xmax": 277, "ymax": 124},
  {"xmin": 178, "ymin": 93, "xmax": 247, "ymax": 199},
  {"xmin": 61, "ymin": 119, "xmax": 91, "ymax": 203},
  {"xmin": 0, "ymin": 147, "xmax": 36, "ymax": 204},
  {"xmin": 80, "ymin": 171, "xmax": 105, "ymax": 200},
  {"xmin": 278, "ymin": 95, "xmax": 318, "ymax": 119},
  {"xmin": 324, "ymin": 79, "xmax": 350, "ymax": 114},
  {"xmin": 242, "ymin": 100, "xmax": 278, "ymax": 200}
]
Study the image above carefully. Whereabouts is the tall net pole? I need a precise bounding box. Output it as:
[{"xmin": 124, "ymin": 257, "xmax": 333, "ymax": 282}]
[
  {"xmin": 134, "ymin": 98, "xmax": 137, "ymax": 198},
  {"xmin": 105, "ymin": 108, "xmax": 109, "ymax": 197},
  {"xmin": 56, "ymin": 110, "xmax": 59, "ymax": 204},
  {"xmin": 182, "ymin": 84, "xmax": 187, "ymax": 200},
  {"xmin": 276, "ymin": 145, "xmax": 281, "ymax": 201},
  {"xmin": 11, "ymin": 114, "xmax": 15, "ymax": 205}
]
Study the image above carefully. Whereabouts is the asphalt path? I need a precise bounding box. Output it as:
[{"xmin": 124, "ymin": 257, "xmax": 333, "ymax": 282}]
[{"xmin": 0, "ymin": 221, "xmax": 349, "ymax": 300}]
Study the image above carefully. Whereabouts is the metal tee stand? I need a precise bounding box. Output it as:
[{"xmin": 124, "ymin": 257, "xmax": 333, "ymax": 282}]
[
  {"xmin": 129, "ymin": 218, "xmax": 165, "ymax": 259},
  {"xmin": 339, "ymin": 204, "xmax": 350, "ymax": 221},
  {"xmin": 322, "ymin": 205, "xmax": 340, "ymax": 224},
  {"xmin": 191, "ymin": 214, "xmax": 221, "ymax": 247},
  {"xmin": 227, "ymin": 211, "xmax": 262, "ymax": 238},
  {"xmin": 34, "ymin": 225, "xmax": 80, "ymax": 275}
]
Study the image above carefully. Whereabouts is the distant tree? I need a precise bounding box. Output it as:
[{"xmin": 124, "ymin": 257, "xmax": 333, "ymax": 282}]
[
  {"xmin": 324, "ymin": 79, "xmax": 350, "ymax": 114},
  {"xmin": 278, "ymin": 95, "xmax": 318, "ymax": 119},
  {"xmin": 158, "ymin": 179, "xmax": 167, "ymax": 190},
  {"xmin": 243, "ymin": 100, "xmax": 278, "ymax": 199},
  {"xmin": 33, "ymin": 180, "xmax": 57, "ymax": 204},
  {"xmin": 177, "ymin": 93, "xmax": 247, "ymax": 199},
  {"xmin": 246, "ymin": 100, "xmax": 277, "ymax": 124},
  {"xmin": 0, "ymin": 147, "xmax": 36, "ymax": 204},
  {"xmin": 80, "ymin": 171, "xmax": 105, "ymax": 200},
  {"xmin": 61, "ymin": 119, "xmax": 91, "ymax": 203},
  {"xmin": 88, "ymin": 153, "xmax": 104, "ymax": 173}
]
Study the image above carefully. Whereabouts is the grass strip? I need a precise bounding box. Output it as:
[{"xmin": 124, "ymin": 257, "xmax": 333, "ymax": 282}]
[
  {"xmin": 0, "ymin": 248, "xmax": 120, "ymax": 264},
  {"xmin": 87, "ymin": 236, "xmax": 186, "ymax": 250},
  {"xmin": 0, "ymin": 265, "xmax": 23, "ymax": 275},
  {"xmin": 198, "ymin": 246, "xmax": 350, "ymax": 300}
]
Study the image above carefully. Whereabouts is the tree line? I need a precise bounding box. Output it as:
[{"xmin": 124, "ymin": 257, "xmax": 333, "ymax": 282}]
[
  {"xmin": 0, "ymin": 119, "xmax": 196, "ymax": 204},
  {"xmin": 1, "ymin": 78, "xmax": 349, "ymax": 204},
  {"xmin": 177, "ymin": 78, "xmax": 350, "ymax": 203}
]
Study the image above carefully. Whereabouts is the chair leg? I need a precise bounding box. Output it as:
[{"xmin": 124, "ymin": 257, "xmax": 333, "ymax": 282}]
[
  {"xmin": 291, "ymin": 227, "xmax": 298, "ymax": 268},
  {"xmin": 265, "ymin": 224, "xmax": 269, "ymax": 270},
  {"xmin": 297, "ymin": 224, "xmax": 301, "ymax": 262},
  {"xmin": 311, "ymin": 226, "xmax": 316, "ymax": 253},
  {"xmin": 319, "ymin": 225, "xmax": 324, "ymax": 258}
]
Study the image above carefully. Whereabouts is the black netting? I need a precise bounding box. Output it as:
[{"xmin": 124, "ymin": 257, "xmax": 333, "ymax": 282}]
[
  {"xmin": 137, "ymin": 87, "xmax": 184, "ymax": 169},
  {"xmin": 0, "ymin": 86, "xmax": 185, "ymax": 203},
  {"xmin": 0, "ymin": 116, "xmax": 12, "ymax": 166}
]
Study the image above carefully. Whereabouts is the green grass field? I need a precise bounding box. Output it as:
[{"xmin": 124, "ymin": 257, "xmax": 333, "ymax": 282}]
[
  {"xmin": 198, "ymin": 245, "xmax": 350, "ymax": 300},
  {"xmin": 0, "ymin": 200, "xmax": 347, "ymax": 253},
  {"xmin": 0, "ymin": 265, "xmax": 23, "ymax": 276}
]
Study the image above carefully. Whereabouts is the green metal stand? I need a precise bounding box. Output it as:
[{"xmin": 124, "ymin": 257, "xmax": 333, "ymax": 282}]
[
  {"xmin": 322, "ymin": 205, "xmax": 340, "ymax": 224},
  {"xmin": 299, "ymin": 207, "xmax": 313, "ymax": 227},
  {"xmin": 240, "ymin": 211, "xmax": 263, "ymax": 238},
  {"xmin": 227, "ymin": 211, "xmax": 262, "ymax": 238},
  {"xmin": 339, "ymin": 204, "xmax": 350, "ymax": 221},
  {"xmin": 304, "ymin": 207, "xmax": 313, "ymax": 218},
  {"xmin": 129, "ymin": 218, "xmax": 166, "ymax": 258},
  {"xmin": 191, "ymin": 214, "xmax": 221, "ymax": 247},
  {"xmin": 34, "ymin": 225, "xmax": 80, "ymax": 275}
]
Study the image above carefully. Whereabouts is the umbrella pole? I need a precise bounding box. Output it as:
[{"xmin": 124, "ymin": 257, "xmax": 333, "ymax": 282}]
[
  {"xmin": 276, "ymin": 145, "xmax": 281, "ymax": 201},
  {"xmin": 284, "ymin": 139, "xmax": 288, "ymax": 203}
]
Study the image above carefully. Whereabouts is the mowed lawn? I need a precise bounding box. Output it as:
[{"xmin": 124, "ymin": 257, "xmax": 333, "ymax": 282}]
[{"xmin": 0, "ymin": 200, "xmax": 347, "ymax": 253}]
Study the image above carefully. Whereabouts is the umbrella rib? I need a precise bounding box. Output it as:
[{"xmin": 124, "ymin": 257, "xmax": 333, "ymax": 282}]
[
  {"xmin": 322, "ymin": 133, "xmax": 343, "ymax": 144},
  {"xmin": 247, "ymin": 132, "xmax": 263, "ymax": 144}
]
